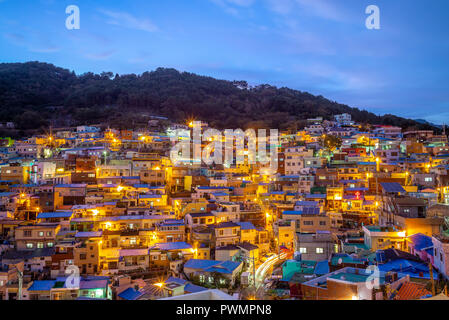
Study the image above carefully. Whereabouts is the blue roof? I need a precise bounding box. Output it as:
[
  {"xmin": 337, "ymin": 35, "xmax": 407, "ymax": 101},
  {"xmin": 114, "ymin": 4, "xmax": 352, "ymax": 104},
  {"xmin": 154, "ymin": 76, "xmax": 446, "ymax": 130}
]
[
  {"xmin": 407, "ymin": 233, "xmax": 433, "ymax": 251},
  {"xmin": 283, "ymin": 210, "xmax": 303, "ymax": 215},
  {"xmin": 295, "ymin": 201, "xmax": 318, "ymax": 207},
  {"xmin": 152, "ymin": 242, "xmax": 192, "ymax": 251},
  {"xmin": 345, "ymin": 188, "xmax": 368, "ymax": 192},
  {"xmin": 133, "ymin": 184, "xmax": 151, "ymax": 188},
  {"xmin": 378, "ymin": 259, "xmax": 431, "ymax": 279},
  {"xmin": 166, "ymin": 276, "xmax": 187, "ymax": 285},
  {"xmin": 75, "ymin": 231, "xmax": 102, "ymax": 238},
  {"xmin": 197, "ymin": 186, "xmax": 228, "ymax": 190},
  {"xmin": 139, "ymin": 194, "xmax": 162, "ymax": 199},
  {"xmin": 184, "ymin": 259, "xmax": 242, "ymax": 274},
  {"xmin": 236, "ymin": 221, "xmax": 256, "ymax": 230},
  {"xmin": 38, "ymin": 211, "xmax": 73, "ymax": 219},
  {"xmin": 0, "ymin": 192, "xmax": 15, "ymax": 197},
  {"xmin": 28, "ymin": 280, "xmax": 56, "ymax": 291},
  {"xmin": 380, "ymin": 182, "xmax": 405, "ymax": 193},
  {"xmin": 212, "ymin": 192, "xmax": 229, "ymax": 197},
  {"xmin": 118, "ymin": 287, "xmax": 144, "ymax": 300},
  {"xmin": 314, "ymin": 260, "xmax": 330, "ymax": 275},
  {"xmin": 55, "ymin": 184, "xmax": 87, "ymax": 188},
  {"xmin": 305, "ymin": 194, "xmax": 326, "ymax": 199},
  {"xmin": 184, "ymin": 283, "xmax": 208, "ymax": 293}
]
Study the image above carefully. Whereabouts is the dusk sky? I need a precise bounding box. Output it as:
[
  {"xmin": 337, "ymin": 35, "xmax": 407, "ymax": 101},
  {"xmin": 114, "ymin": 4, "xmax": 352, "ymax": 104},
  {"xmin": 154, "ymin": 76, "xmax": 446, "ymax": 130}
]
[{"xmin": 1, "ymin": 0, "xmax": 448, "ymax": 124}]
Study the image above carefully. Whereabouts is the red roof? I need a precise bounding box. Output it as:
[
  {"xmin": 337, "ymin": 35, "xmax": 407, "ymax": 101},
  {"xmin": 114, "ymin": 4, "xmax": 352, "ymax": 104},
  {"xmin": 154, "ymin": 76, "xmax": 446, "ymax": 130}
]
[{"xmin": 394, "ymin": 282, "xmax": 431, "ymax": 300}]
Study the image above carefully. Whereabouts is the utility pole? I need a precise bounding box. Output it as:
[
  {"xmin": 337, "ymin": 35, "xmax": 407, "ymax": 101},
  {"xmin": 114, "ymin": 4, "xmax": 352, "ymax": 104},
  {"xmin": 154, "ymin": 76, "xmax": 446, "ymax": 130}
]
[
  {"xmin": 17, "ymin": 269, "xmax": 23, "ymax": 301},
  {"xmin": 429, "ymin": 262, "xmax": 436, "ymax": 296},
  {"xmin": 252, "ymin": 250, "xmax": 256, "ymax": 297}
]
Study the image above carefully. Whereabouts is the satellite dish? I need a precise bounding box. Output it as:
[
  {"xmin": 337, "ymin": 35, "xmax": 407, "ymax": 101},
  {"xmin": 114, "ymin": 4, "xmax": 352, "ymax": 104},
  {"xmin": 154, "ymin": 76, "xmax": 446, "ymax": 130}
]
[{"xmin": 338, "ymin": 258, "xmax": 343, "ymax": 265}]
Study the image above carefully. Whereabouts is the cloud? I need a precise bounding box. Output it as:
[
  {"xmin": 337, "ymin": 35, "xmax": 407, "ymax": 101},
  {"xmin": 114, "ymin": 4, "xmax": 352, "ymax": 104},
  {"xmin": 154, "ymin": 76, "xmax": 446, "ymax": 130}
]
[
  {"xmin": 84, "ymin": 50, "xmax": 116, "ymax": 60},
  {"xmin": 283, "ymin": 32, "xmax": 336, "ymax": 55},
  {"xmin": 226, "ymin": 0, "xmax": 255, "ymax": 7},
  {"xmin": 209, "ymin": 0, "xmax": 255, "ymax": 16},
  {"xmin": 99, "ymin": 9, "xmax": 158, "ymax": 33},
  {"xmin": 295, "ymin": 0, "xmax": 346, "ymax": 22},
  {"xmin": 292, "ymin": 62, "xmax": 387, "ymax": 92},
  {"xmin": 265, "ymin": 0, "xmax": 295, "ymax": 15},
  {"xmin": 4, "ymin": 32, "xmax": 25, "ymax": 45},
  {"xmin": 29, "ymin": 46, "xmax": 60, "ymax": 53},
  {"xmin": 4, "ymin": 32, "xmax": 61, "ymax": 53}
]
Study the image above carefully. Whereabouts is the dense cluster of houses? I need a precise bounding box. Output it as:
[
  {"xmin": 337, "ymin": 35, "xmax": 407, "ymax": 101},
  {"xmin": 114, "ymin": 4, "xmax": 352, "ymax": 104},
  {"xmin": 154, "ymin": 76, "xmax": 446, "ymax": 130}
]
[{"xmin": 1, "ymin": 114, "xmax": 449, "ymax": 300}]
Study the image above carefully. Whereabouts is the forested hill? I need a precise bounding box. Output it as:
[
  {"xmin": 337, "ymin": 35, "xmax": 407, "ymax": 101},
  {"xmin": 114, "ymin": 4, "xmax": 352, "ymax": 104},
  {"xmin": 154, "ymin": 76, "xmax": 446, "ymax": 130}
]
[{"xmin": 0, "ymin": 61, "xmax": 435, "ymax": 133}]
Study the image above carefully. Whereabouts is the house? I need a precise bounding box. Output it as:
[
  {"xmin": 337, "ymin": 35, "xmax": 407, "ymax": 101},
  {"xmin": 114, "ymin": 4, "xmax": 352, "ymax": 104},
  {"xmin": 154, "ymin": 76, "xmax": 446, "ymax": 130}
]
[
  {"xmin": 1, "ymin": 248, "xmax": 54, "ymax": 273},
  {"xmin": 392, "ymin": 281, "xmax": 431, "ymax": 300},
  {"xmin": 25, "ymin": 276, "xmax": 112, "ymax": 300},
  {"xmin": 159, "ymin": 288, "xmax": 236, "ymax": 300},
  {"xmin": 375, "ymin": 248, "xmax": 433, "ymax": 280},
  {"xmin": 406, "ymin": 233, "xmax": 434, "ymax": 263},
  {"xmin": 14, "ymin": 223, "xmax": 60, "ymax": 250},
  {"xmin": 37, "ymin": 211, "xmax": 73, "ymax": 231},
  {"xmin": 183, "ymin": 259, "xmax": 243, "ymax": 287},
  {"xmin": 282, "ymin": 209, "xmax": 330, "ymax": 233},
  {"xmin": 300, "ymin": 267, "xmax": 409, "ymax": 300},
  {"xmin": 432, "ymin": 234, "xmax": 449, "ymax": 280},
  {"xmin": 363, "ymin": 225, "xmax": 406, "ymax": 251},
  {"xmin": 210, "ymin": 222, "xmax": 241, "ymax": 248},
  {"xmin": 296, "ymin": 231, "xmax": 337, "ymax": 261}
]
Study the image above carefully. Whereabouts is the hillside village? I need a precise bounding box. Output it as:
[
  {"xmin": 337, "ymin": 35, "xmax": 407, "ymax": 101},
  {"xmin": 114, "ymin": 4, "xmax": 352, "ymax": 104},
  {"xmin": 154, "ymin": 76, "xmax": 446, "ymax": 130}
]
[{"xmin": 1, "ymin": 113, "xmax": 449, "ymax": 301}]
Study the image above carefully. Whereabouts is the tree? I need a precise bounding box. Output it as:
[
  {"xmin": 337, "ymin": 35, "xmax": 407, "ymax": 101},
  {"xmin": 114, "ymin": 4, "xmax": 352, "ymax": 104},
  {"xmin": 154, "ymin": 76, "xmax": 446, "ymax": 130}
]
[
  {"xmin": 320, "ymin": 134, "xmax": 342, "ymax": 152},
  {"xmin": 0, "ymin": 61, "xmax": 439, "ymax": 136}
]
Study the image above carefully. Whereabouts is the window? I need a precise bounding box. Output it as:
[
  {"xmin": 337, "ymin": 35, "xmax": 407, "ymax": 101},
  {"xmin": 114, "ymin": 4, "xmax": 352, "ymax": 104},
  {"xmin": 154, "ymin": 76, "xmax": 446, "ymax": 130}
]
[
  {"xmin": 26, "ymin": 243, "xmax": 33, "ymax": 249},
  {"xmin": 37, "ymin": 242, "xmax": 44, "ymax": 249},
  {"xmin": 303, "ymin": 221, "xmax": 313, "ymax": 225},
  {"xmin": 80, "ymin": 254, "xmax": 87, "ymax": 260},
  {"xmin": 316, "ymin": 248, "xmax": 324, "ymax": 254},
  {"xmin": 46, "ymin": 231, "xmax": 52, "ymax": 236},
  {"xmin": 38, "ymin": 231, "xmax": 44, "ymax": 237},
  {"xmin": 299, "ymin": 247, "xmax": 307, "ymax": 253},
  {"xmin": 24, "ymin": 230, "xmax": 32, "ymax": 237}
]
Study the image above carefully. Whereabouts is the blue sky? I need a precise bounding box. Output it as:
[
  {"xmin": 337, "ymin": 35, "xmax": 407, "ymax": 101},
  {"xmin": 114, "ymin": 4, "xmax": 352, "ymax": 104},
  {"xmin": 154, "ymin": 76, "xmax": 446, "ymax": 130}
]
[{"xmin": 0, "ymin": 0, "xmax": 448, "ymax": 124}]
